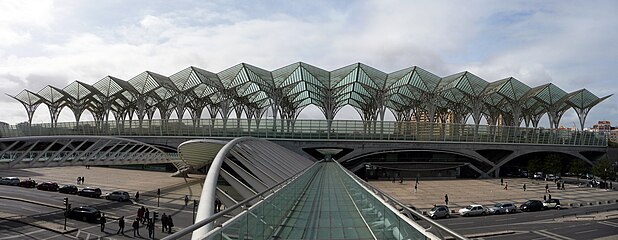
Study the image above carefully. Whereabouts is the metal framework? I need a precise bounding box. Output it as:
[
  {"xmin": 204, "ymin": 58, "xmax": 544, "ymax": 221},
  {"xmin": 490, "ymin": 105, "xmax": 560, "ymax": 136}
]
[
  {"xmin": 10, "ymin": 63, "xmax": 611, "ymax": 132},
  {"xmin": 0, "ymin": 136, "xmax": 175, "ymax": 169}
]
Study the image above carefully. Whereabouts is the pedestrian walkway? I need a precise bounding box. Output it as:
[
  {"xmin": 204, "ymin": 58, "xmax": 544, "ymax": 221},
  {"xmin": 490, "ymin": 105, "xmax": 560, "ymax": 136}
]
[{"xmin": 369, "ymin": 178, "xmax": 618, "ymax": 212}]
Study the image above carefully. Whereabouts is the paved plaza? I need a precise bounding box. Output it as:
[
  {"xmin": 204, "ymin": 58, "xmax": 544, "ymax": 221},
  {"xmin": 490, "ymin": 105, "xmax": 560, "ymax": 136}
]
[
  {"xmin": 369, "ymin": 178, "xmax": 618, "ymax": 211},
  {"xmin": 0, "ymin": 166, "xmax": 206, "ymax": 205}
]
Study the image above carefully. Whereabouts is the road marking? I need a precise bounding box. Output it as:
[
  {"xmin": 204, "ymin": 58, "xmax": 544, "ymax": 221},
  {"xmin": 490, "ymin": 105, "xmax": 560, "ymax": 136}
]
[
  {"xmin": 0, "ymin": 229, "xmax": 45, "ymax": 240},
  {"xmin": 535, "ymin": 230, "xmax": 575, "ymax": 240},
  {"xmin": 598, "ymin": 221, "xmax": 618, "ymax": 228},
  {"xmin": 573, "ymin": 229, "xmax": 598, "ymax": 235},
  {"xmin": 447, "ymin": 222, "xmax": 474, "ymax": 226}
]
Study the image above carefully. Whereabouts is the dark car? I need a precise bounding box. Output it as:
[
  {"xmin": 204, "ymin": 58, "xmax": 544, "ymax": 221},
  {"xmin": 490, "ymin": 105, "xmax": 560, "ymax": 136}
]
[
  {"xmin": 59, "ymin": 185, "xmax": 78, "ymax": 194},
  {"xmin": 37, "ymin": 182, "xmax": 59, "ymax": 191},
  {"xmin": 77, "ymin": 187, "xmax": 102, "ymax": 198},
  {"xmin": 67, "ymin": 206, "xmax": 101, "ymax": 223},
  {"xmin": 18, "ymin": 179, "xmax": 36, "ymax": 188},
  {"xmin": 520, "ymin": 200, "xmax": 544, "ymax": 212}
]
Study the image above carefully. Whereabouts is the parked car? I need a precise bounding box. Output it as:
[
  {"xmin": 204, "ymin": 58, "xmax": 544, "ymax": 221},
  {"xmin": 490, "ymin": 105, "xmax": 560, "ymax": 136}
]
[
  {"xmin": 520, "ymin": 200, "xmax": 544, "ymax": 212},
  {"xmin": 543, "ymin": 199, "xmax": 562, "ymax": 209},
  {"xmin": 77, "ymin": 187, "xmax": 102, "ymax": 198},
  {"xmin": 0, "ymin": 177, "xmax": 20, "ymax": 186},
  {"xmin": 533, "ymin": 172, "xmax": 544, "ymax": 179},
  {"xmin": 545, "ymin": 174, "xmax": 556, "ymax": 181},
  {"xmin": 67, "ymin": 206, "xmax": 101, "ymax": 223},
  {"xmin": 37, "ymin": 182, "xmax": 59, "ymax": 191},
  {"xmin": 488, "ymin": 202, "xmax": 517, "ymax": 214},
  {"xmin": 59, "ymin": 185, "xmax": 79, "ymax": 194},
  {"xmin": 105, "ymin": 191, "xmax": 130, "ymax": 201},
  {"xmin": 18, "ymin": 179, "xmax": 36, "ymax": 188},
  {"xmin": 428, "ymin": 205, "xmax": 450, "ymax": 219},
  {"xmin": 458, "ymin": 205, "xmax": 487, "ymax": 217}
]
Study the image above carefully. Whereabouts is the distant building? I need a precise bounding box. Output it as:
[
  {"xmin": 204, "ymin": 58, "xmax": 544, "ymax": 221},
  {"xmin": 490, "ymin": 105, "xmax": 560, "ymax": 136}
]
[{"xmin": 591, "ymin": 121, "xmax": 617, "ymax": 143}]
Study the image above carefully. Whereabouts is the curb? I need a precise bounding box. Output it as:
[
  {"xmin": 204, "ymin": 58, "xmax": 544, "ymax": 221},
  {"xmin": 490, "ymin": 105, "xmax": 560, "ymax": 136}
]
[{"xmin": 0, "ymin": 196, "xmax": 63, "ymax": 209}]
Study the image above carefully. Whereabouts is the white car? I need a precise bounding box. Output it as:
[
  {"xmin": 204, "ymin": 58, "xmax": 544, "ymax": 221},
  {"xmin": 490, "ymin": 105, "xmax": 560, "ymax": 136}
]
[
  {"xmin": 458, "ymin": 204, "xmax": 487, "ymax": 217},
  {"xmin": 543, "ymin": 199, "xmax": 561, "ymax": 209},
  {"xmin": 105, "ymin": 191, "xmax": 130, "ymax": 201},
  {"xmin": 0, "ymin": 177, "xmax": 20, "ymax": 186}
]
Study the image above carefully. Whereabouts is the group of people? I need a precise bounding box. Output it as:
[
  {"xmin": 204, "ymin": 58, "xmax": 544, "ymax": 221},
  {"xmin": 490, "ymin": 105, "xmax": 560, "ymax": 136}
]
[
  {"xmin": 76, "ymin": 176, "xmax": 85, "ymax": 184},
  {"xmin": 161, "ymin": 213, "xmax": 174, "ymax": 233}
]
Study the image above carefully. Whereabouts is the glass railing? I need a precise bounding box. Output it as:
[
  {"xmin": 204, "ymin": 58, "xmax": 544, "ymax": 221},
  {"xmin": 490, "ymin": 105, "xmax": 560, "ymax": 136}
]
[
  {"xmin": 0, "ymin": 119, "xmax": 607, "ymax": 147},
  {"xmin": 168, "ymin": 161, "xmax": 455, "ymax": 240}
]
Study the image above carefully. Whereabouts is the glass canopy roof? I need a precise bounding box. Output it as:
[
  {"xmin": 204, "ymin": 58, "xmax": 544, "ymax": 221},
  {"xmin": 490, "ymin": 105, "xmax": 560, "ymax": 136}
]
[{"xmin": 10, "ymin": 62, "xmax": 610, "ymax": 129}]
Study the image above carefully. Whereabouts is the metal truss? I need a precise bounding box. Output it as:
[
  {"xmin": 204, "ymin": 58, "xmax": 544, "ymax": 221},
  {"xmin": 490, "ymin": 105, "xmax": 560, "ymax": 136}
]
[
  {"xmin": 10, "ymin": 63, "xmax": 611, "ymax": 132},
  {"xmin": 0, "ymin": 136, "xmax": 175, "ymax": 170}
]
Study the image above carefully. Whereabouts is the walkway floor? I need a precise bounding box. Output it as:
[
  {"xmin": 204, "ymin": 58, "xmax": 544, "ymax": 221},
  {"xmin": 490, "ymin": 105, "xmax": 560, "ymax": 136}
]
[
  {"xmin": 275, "ymin": 162, "xmax": 374, "ymax": 239},
  {"xmin": 369, "ymin": 178, "xmax": 618, "ymax": 212}
]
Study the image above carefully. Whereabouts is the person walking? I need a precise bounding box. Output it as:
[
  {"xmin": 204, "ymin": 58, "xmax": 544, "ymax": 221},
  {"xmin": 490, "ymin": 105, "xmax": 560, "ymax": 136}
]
[
  {"xmin": 415, "ymin": 177, "xmax": 419, "ymax": 185},
  {"xmin": 76, "ymin": 177, "xmax": 81, "ymax": 185},
  {"xmin": 500, "ymin": 178, "xmax": 504, "ymax": 185},
  {"xmin": 135, "ymin": 191, "xmax": 140, "ymax": 202},
  {"xmin": 414, "ymin": 183, "xmax": 418, "ymax": 193},
  {"xmin": 544, "ymin": 194, "xmax": 547, "ymax": 201},
  {"xmin": 167, "ymin": 215, "xmax": 174, "ymax": 233},
  {"xmin": 548, "ymin": 194, "xmax": 552, "ymax": 200},
  {"xmin": 561, "ymin": 182, "xmax": 565, "ymax": 190},
  {"xmin": 117, "ymin": 216, "xmax": 125, "ymax": 235},
  {"xmin": 215, "ymin": 198, "xmax": 222, "ymax": 213},
  {"xmin": 137, "ymin": 207, "xmax": 144, "ymax": 223},
  {"xmin": 504, "ymin": 182, "xmax": 508, "ymax": 190},
  {"xmin": 523, "ymin": 183, "xmax": 527, "ymax": 191},
  {"xmin": 100, "ymin": 213, "xmax": 106, "ymax": 232},
  {"xmin": 184, "ymin": 195, "xmax": 189, "ymax": 206},
  {"xmin": 545, "ymin": 184, "xmax": 549, "ymax": 193},
  {"xmin": 444, "ymin": 194, "xmax": 449, "ymax": 205},
  {"xmin": 81, "ymin": 176, "xmax": 85, "ymax": 184},
  {"xmin": 147, "ymin": 219, "xmax": 154, "ymax": 238},
  {"xmin": 161, "ymin": 213, "xmax": 168, "ymax": 232},
  {"xmin": 132, "ymin": 218, "xmax": 140, "ymax": 237},
  {"xmin": 144, "ymin": 208, "xmax": 150, "ymax": 222}
]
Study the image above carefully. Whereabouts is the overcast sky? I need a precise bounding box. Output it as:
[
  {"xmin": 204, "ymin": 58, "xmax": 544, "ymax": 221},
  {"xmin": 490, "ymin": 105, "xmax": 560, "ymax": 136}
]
[{"xmin": 0, "ymin": 0, "xmax": 616, "ymax": 128}]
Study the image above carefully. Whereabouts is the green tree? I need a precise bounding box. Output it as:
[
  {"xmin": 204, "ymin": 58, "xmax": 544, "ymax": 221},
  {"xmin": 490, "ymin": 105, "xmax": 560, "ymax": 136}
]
[
  {"xmin": 592, "ymin": 157, "xmax": 616, "ymax": 181},
  {"xmin": 528, "ymin": 158, "xmax": 543, "ymax": 173},
  {"xmin": 543, "ymin": 153, "xmax": 563, "ymax": 175},
  {"xmin": 569, "ymin": 159, "xmax": 589, "ymax": 184}
]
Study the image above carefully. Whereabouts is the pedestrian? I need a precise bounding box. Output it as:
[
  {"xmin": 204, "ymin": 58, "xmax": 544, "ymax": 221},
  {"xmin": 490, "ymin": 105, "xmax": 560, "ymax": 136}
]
[
  {"xmin": 161, "ymin": 213, "xmax": 168, "ymax": 232},
  {"xmin": 117, "ymin": 216, "xmax": 125, "ymax": 235},
  {"xmin": 144, "ymin": 208, "xmax": 150, "ymax": 222},
  {"xmin": 167, "ymin": 215, "xmax": 174, "ymax": 233},
  {"xmin": 147, "ymin": 219, "xmax": 154, "ymax": 238},
  {"xmin": 557, "ymin": 182, "xmax": 560, "ymax": 190},
  {"xmin": 544, "ymin": 194, "xmax": 547, "ymax": 201},
  {"xmin": 184, "ymin": 195, "xmax": 189, "ymax": 206},
  {"xmin": 545, "ymin": 184, "xmax": 549, "ymax": 193},
  {"xmin": 548, "ymin": 194, "xmax": 552, "ymax": 200},
  {"xmin": 504, "ymin": 182, "xmax": 508, "ymax": 190},
  {"xmin": 444, "ymin": 194, "xmax": 449, "ymax": 205},
  {"xmin": 135, "ymin": 191, "xmax": 140, "ymax": 202},
  {"xmin": 77, "ymin": 177, "xmax": 81, "ymax": 185},
  {"xmin": 100, "ymin": 213, "xmax": 106, "ymax": 232},
  {"xmin": 137, "ymin": 207, "xmax": 144, "ymax": 223},
  {"xmin": 415, "ymin": 177, "xmax": 419, "ymax": 185},
  {"xmin": 561, "ymin": 182, "xmax": 565, "ymax": 190},
  {"xmin": 399, "ymin": 175, "xmax": 403, "ymax": 184},
  {"xmin": 215, "ymin": 198, "xmax": 222, "ymax": 213},
  {"xmin": 523, "ymin": 183, "xmax": 527, "ymax": 191},
  {"xmin": 500, "ymin": 178, "xmax": 504, "ymax": 185},
  {"xmin": 132, "ymin": 218, "xmax": 140, "ymax": 237},
  {"xmin": 81, "ymin": 176, "xmax": 85, "ymax": 184},
  {"xmin": 414, "ymin": 183, "xmax": 418, "ymax": 193}
]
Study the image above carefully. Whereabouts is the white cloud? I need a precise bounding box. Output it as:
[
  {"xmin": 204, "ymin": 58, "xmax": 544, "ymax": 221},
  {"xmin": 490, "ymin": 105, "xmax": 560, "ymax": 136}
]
[{"xmin": 0, "ymin": 0, "xmax": 615, "ymax": 127}]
